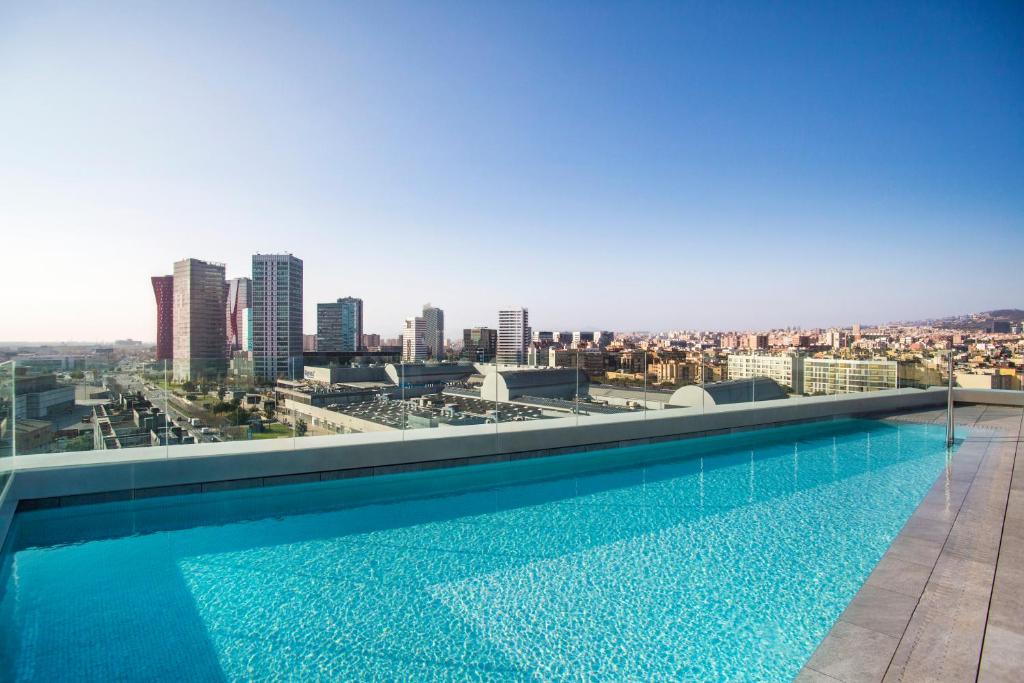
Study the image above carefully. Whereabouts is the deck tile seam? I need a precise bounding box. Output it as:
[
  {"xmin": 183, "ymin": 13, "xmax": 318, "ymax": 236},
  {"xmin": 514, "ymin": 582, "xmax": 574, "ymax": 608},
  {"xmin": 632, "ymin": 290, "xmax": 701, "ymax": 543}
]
[
  {"xmin": 881, "ymin": 430, "xmax": 999, "ymax": 681},
  {"xmin": 804, "ymin": 665, "xmax": 844, "ymax": 681},
  {"xmin": 974, "ymin": 406, "xmax": 1023, "ymax": 682}
]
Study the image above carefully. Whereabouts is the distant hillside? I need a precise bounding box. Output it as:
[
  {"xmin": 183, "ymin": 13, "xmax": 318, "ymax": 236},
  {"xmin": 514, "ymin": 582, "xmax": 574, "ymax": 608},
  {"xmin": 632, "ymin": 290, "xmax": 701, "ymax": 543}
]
[
  {"xmin": 984, "ymin": 309, "xmax": 1024, "ymax": 321},
  {"xmin": 899, "ymin": 308, "xmax": 1023, "ymax": 330}
]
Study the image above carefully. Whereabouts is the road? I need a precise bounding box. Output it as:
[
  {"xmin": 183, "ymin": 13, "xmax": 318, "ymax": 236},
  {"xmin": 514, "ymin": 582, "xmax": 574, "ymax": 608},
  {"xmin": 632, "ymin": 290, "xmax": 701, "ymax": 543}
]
[{"xmin": 111, "ymin": 372, "xmax": 222, "ymax": 443}]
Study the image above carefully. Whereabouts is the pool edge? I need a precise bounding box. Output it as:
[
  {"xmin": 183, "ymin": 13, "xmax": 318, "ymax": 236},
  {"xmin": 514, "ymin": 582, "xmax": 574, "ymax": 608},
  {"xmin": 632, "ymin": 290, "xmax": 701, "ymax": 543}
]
[{"xmin": 799, "ymin": 404, "xmax": 1024, "ymax": 682}]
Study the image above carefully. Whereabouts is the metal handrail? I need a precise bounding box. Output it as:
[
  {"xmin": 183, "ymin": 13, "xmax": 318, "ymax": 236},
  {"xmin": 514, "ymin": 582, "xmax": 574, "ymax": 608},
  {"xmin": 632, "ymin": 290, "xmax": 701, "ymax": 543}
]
[{"xmin": 946, "ymin": 351, "xmax": 955, "ymax": 446}]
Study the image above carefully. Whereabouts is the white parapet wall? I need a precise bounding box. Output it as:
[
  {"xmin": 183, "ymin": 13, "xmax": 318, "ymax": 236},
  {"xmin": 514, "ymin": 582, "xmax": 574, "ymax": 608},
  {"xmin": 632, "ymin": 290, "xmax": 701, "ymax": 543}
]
[
  {"xmin": 953, "ymin": 387, "xmax": 1024, "ymax": 407},
  {"xmin": 3, "ymin": 388, "xmax": 953, "ymax": 509}
]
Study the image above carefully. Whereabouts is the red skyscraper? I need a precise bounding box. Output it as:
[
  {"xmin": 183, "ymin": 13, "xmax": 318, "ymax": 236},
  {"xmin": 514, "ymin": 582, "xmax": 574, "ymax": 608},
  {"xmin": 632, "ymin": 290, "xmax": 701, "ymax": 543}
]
[{"xmin": 151, "ymin": 275, "xmax": 174, "ymax": 361}]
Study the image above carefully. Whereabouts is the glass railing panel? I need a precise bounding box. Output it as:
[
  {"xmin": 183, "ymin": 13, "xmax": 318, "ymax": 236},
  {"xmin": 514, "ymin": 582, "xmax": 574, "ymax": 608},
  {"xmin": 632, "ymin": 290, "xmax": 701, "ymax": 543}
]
[
  {"xmin": 148, "ymin": 358, "xmax": 218, "ymax": 454},
  {"xmin": 0, "ymin": 360, "xmax": 13, "ymax": 494},
  {"xmin": 489, "ymin": 359, "xmax": 499, "ymax": 438},
  {"xmin": 0, "ymin": 326, "xmax": 976, "ymax": 470},
  {"xmin": 0, "ymin": 356, "xmax": 174, "ymax": 459},
  {"xmin": 155, "ymin": 357, "xmax": 279, "ymax": 454}
]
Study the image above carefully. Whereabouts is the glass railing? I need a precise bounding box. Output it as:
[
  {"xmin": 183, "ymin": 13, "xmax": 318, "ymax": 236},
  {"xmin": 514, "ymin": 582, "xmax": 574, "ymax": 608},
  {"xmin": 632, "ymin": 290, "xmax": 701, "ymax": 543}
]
[
  {"xmin": 0, "ymin": 341, "xmax": 979, "ymax": 469},
  {"xmin": 0, "ymin": 360, "xmax": 13, "ymax": 497}
]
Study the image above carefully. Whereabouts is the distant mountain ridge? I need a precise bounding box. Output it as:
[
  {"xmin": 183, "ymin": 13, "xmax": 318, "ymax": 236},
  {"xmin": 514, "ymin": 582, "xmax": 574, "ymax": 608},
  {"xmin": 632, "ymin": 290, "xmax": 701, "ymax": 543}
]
[
  {"xmin": 984, "ymin": 309, "xmax": 1024, "ymax": 320},
  {"xmin": 900, "ymin": 308, "xmax": 1024, "ymax": 330}
]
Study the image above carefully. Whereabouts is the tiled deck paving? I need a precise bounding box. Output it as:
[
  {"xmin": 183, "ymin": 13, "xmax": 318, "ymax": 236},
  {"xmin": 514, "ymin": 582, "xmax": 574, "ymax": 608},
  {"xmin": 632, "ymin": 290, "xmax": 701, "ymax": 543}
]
[{"xmin": 799, "ymin": 404, "xmax": 1024, "ymax": 682}]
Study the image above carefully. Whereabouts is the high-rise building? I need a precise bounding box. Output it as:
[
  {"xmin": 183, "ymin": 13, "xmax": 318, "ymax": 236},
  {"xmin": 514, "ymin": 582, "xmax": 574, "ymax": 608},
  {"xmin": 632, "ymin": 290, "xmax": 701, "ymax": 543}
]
[
  {"xmin": 317, "ymin": 297, "xmax": 363, "ymax": 352},
  {"xmin": 497, "ymin": 308, "xmax": 530, "ymax": 365},
  {"xmin": 422, "ymin": 304, "xmax": 444, "ymax": 359},
  {"xmin": 402, "ymin": 317, "xmax": 427, "ymax": 362},
  {"xmin": 172, "ymin": 258, "xmax": 227, "ymax": 381},
  {"xmin": 361, "ymin": 333, "xmax": 381, "ymax": 350},
  {"xmin": 463, "ymin": 327, "xmax": 498, "ymax": 362},
  {"xmin": 252, "ymin": 254, "xmax": 304, "ymax": 381},
  {"xmin": 225, "ymin": 277, "xmax": 252, "ymax": 353},
  {"xmin": 150, "ymin": 275, "xmax": 174, "ymax": 362}
]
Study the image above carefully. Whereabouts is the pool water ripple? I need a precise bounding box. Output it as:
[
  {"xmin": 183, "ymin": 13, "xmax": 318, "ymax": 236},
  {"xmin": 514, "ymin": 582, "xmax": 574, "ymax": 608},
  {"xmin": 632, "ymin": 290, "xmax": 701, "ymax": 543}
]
[{"xmin": 0, "ymin": 420, "xmax": 957, "ymax": 681}]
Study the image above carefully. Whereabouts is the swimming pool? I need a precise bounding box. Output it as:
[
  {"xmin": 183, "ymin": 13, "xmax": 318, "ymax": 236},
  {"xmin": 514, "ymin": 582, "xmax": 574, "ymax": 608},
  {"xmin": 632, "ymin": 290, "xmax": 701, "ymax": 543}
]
[{"xmin": 0, "ymin": 419, "xmax": 957, "ymax": 681}]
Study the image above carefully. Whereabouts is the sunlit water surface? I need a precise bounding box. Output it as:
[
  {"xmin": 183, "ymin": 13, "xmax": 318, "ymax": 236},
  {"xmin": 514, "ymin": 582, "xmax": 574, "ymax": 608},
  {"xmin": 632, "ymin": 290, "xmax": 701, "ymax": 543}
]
[{"xmin": 0, "ymin": 419, "xmax": 957, "ymax": 681}]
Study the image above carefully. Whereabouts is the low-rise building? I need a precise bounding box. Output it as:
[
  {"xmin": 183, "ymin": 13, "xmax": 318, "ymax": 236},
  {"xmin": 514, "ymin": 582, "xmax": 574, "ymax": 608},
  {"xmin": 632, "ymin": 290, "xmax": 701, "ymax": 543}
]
[
  {"xmin": 955, "ymin": 371, "xmax": 1021, "ymax": 391},
  {"xmin": 13, "ymin": 371, "xmax": 75, "ymax": 419},
  {"xmin": 549, "ymin": 348, "xmax": 605, "ymax": 375},
  {"xmin": 803, "ymin": 358, "xmax": 897, "ymax": 395},
  {"xmin": 650, "ymin": 360, "xmax": 698, "ymax": 385},
  {"xmin": 12, "ymin": 418, "xmax": 55, "ymax": 454},
  {"xmin": 463, "ymin": 327, "xmax": 498, "ymax": 362},
  {"xmin": 480, "ymin": 367, "xmax": 588, "ymax": 402},
  {"xmin": 669, "ymin": 377, "xmax": 787, "ymax": 407},
  {"xmin": 727, "ymin": 353, "xmax": 803, "ymax": 393}
]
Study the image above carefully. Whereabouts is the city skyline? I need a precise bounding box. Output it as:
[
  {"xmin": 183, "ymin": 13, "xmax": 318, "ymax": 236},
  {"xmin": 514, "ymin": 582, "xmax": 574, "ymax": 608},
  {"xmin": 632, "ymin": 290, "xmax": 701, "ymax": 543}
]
[
  {"xmin": 1, "ymin": 297, "xmax": 1021, "ymax": 347},
  {"xmin": 2, "ymin": 2, "xmax": 1022, "ymax": 342}
]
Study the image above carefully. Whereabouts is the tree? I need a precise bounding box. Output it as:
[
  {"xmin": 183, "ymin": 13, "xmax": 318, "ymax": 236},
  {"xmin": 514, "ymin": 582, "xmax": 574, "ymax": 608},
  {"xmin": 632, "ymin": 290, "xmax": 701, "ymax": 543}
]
[
  {"xmin": 211, "ymin": 401, "xmax": 234, "ymax": 414},
  {"xmin": 295, "ymin": 419, "xmax": 308, "ymax": 437},
  {"xmin": 217, "ymin": 387, "xmax": 227, "ymax": 402},
  {"xmin": 69, "ymin": 370, "xmax": 85, "ymax": 380},
  {"xmin": 227, "ymin": 407, "xmax": 252, "ymax": 426}
]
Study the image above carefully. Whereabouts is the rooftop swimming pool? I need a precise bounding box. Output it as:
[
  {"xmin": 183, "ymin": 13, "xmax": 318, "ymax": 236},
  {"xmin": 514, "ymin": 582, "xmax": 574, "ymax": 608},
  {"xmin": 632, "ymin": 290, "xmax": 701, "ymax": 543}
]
[{"xmin": 0, "ymin": 419, "xmax": 958, "ymax": 681}]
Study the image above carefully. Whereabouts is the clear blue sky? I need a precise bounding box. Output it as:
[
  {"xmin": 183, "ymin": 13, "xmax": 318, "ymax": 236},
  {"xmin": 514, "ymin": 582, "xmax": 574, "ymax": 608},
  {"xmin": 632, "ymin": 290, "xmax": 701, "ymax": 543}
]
[{"xmin": 1, "ymin": 1, "xmax": 1021, "ymax": 342}]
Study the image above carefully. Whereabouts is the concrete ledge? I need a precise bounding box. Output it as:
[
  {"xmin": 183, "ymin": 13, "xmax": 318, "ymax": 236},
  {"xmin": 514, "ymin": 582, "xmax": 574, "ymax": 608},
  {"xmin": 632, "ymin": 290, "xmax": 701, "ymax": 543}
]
[
  {"xmin": 954, "ymin": 387, "xmax": 1024, "ymax": 407},
  {"xmin": 6, "ymin": 389, "xmax": 949, "ymax": 509}
]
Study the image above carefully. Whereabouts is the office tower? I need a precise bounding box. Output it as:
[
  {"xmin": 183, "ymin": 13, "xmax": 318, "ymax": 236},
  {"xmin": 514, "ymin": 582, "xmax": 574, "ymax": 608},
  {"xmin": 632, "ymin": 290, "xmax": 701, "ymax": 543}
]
[
  {"xmin": 252, "ymin": 253, "xmax": 304, "ymax": 381},
  {"xmin": 463, "ymin": 327, "xmax": 498, "ymax": 362},
  {"xmin": 150, "ymin": 275, "xmax": 174, "ymax": 361},
  {"xmin": 402, "ymin": 317, "xmax": 427, "ymax": 362},
  {"xmin": 303, "ymin": 334, "xmax": 317, "ymax": 352},
  {"xmin": 225, "ymin": 277, "xmax": 252, "ymax": 352},
  {"xmin": 497, "ymin": 308, "xmax": 529, "ymax": 365},
  {"xmin": 172, "ymin": 258, "xmax": 227, "ymax": 381},
  {"xmin": 422, "ymin": 304, "xmax": 444, "ymax": 359},
  {"xmin": 361, "ymin": 333, "xmax": 381, "ymax": 350},
  {"xmin": 317, "ymin": 297, "xmax": 364, "ymax": 353}
]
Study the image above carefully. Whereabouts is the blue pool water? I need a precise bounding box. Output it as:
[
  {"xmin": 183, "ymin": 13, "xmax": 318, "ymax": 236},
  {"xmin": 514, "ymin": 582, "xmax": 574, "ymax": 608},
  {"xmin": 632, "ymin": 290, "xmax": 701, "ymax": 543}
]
[{"xmin": 0, "ymin": 419, "xmax": 958, "ymax": 681}]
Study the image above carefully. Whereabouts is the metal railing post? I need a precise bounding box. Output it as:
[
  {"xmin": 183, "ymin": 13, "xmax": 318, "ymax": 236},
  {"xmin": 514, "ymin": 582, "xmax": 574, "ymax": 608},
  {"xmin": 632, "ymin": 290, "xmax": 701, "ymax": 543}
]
[{"xmin": 946, "ymin": 350, "xmax": 955, "ymax": 447}]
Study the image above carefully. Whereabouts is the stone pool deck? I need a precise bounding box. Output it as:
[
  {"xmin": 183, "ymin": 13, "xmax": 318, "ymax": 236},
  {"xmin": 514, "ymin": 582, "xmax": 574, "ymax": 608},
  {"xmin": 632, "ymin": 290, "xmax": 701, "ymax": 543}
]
[{"xmin": 799, "ymin": 404, "xmax": 1024, "ymax": 682}]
